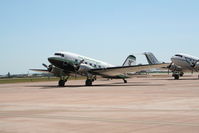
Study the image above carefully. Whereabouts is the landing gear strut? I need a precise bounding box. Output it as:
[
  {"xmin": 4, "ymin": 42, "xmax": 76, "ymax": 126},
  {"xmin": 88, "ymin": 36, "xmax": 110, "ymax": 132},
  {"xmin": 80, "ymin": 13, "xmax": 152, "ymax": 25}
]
[
  {"xmin": 59, "ymin": 80, "xmax": 66, "ymax": 87},
  {"xmin": 58, "ymin": 76, "xmax": 69, "ymax": 87},
  {"xmin": 123, "ymin": 79, "xmax": 127, "ymax": 83},
  {"xmin": 85, "ymin": 75, "xmax": 96, "ymax": 86},
  {"xmin": 172, "ymin": 71, "xmax": 182, "ymax": 80},
  {"xmin": 180, "ymin": 72, "xmax": 184, "ymax": 77},
  {"xmin": 85, "ymin": 79, "xmax": 93, "ymax": 86},
  {"xmin": 173, "ymin": 74, "xmax": 179, "ymax": 80}
]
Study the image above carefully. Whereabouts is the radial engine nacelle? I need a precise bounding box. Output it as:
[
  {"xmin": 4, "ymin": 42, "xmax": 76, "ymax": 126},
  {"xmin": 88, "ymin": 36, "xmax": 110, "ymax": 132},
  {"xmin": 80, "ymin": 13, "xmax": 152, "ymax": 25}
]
[
  {"xmin": 169, "ymin": 64, "xmax": 182, "ymax": 72},
  {"xmin": 78, "ymin": 64, "xmax": 93, "ymax": 72}
]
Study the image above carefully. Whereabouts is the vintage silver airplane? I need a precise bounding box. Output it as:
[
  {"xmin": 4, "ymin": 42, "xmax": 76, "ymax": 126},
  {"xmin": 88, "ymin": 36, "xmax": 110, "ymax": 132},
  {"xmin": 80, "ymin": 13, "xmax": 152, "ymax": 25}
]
[
  {"xmin": 144, "ymin": 52, "xmax": 199, "ymax": 80},
  {"xmin": 31, "ymin": 51, "xmax": 168, "ymax": 86}
]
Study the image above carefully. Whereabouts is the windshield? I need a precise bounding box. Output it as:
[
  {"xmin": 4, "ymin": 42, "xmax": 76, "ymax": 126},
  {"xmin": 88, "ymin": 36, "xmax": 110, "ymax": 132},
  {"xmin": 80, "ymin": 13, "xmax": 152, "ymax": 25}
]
[
  {"xmin": 175, "ymin": 54, "xmax": 183, "ymax": 58},
  {"xmin": 54, "ymin": 53, "xmax": 64, "ymax": 57}
]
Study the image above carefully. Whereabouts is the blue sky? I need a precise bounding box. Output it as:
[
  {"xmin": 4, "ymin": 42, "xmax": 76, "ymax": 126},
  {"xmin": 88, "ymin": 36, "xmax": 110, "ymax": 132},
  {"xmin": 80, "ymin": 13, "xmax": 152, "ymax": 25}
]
[{"xmin": 0, "ymin": 0, "xmax": 199, "ymax": 74}]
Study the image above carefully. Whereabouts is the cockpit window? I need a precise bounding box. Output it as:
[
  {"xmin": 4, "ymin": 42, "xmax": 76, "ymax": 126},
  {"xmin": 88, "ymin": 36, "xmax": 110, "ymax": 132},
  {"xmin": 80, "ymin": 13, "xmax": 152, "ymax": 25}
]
[
  {"xmin": 55, "ymin": 53, "xmax": 64, "ymax": 57},
  {"xmin": 175, "ymin": 54, "xmax": 183, "ymax": 58}
]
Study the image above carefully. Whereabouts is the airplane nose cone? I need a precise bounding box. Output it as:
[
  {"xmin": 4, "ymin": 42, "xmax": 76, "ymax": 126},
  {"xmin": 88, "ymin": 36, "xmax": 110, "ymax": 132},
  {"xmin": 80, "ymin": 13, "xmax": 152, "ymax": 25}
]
[
  {"xmin": 171, "ymin": 56, "xmax": 177, "ymax": 63},
  {"xmin": 48, "ymin": 57, "xmax": 65, "ymax": 69},
  {"xmin": 171, "ymin": 56, "xmax": 175, "ymax": 61},
  {"xmin": 48, "ymin": 57, "xmax": 61, "ymax": 65},
  {"xmin": 48, "ymin": 57, "xmax": 55, "ymax": 64}
]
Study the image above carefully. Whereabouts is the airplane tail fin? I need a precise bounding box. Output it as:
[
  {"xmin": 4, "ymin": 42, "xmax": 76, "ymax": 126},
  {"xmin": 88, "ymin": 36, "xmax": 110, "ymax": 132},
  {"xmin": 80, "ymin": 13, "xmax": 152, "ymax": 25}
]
[
  {"xmin": 143, "ymin": 52, "xmax": 160, "ymax": 65},
  {"xmin": 122, "ymin": 55, "xmax": 136, "ymax": 66}
]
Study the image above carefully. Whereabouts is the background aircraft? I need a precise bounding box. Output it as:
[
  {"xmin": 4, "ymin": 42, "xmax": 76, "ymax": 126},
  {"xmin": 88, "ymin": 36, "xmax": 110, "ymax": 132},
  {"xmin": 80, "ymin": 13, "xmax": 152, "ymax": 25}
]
[
  {"xmin": 31, "ymin": 51, "xmax": 168, "ymax": 86},
  {"xmin": 143, "ymin": 52, "xmax": 199, "ymax": 80}
]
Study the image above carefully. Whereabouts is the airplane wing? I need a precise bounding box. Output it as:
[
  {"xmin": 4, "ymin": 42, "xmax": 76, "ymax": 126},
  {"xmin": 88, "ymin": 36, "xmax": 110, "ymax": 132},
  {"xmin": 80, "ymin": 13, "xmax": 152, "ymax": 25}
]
[
  {"xmin": 90, "ymin": 63, "xmax": 170, "ymax": 77},
  {"xmin": 29, "ymin": 69, "xmax": 49, "ymax": 73},
  {"xmin": 30, "ymin": 68, "xmax": 71, "ymax": 77}
]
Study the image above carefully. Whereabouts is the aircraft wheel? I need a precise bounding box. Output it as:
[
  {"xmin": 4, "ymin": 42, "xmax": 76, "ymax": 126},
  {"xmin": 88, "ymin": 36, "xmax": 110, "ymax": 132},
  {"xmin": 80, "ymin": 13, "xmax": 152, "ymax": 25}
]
[
  {"xmin": 85, "ymin": 79, "xmax": 92, "ymax": 86},
  {"xmin": 174, "ymin": 75, "xmax": 179, "ymax": 80},
  {"xmin": 123, "ymin": 79, "xmax": 127, "ymax": 83},
  {"xmin": 180, "ymin": 72, "xmax": 184, "ymax": 77},
  {"xmin": 58, "ymin": 80, "xmax": 66, "ymax": 87}
]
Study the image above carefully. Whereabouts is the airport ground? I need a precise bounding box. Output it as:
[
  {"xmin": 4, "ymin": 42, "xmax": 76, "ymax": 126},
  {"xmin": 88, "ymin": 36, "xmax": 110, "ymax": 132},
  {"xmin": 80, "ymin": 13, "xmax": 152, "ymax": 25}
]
[{"xmin": 0, "ymin": 75, "xmax": 199, "ymax": 133}]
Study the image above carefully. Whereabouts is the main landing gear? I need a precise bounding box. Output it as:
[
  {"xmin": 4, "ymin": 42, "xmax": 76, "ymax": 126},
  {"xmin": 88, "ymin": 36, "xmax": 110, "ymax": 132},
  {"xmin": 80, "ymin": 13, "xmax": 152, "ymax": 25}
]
[
  {"xmin": 85, "ymin": 76, "xmax": 96, "ymax": 86},
  {"xmin": 85, "ymin": 79, "xmax": 93, "ymax": 86},
  {"xmin": 173, "ymin": 74, "xmax": 179, "ymax": 80},
  {"xmin": 123, "ymin": 79, "xmax": 127, "ymax": 83},
  {"xmin": 58, "ymin": 76, "xmax": 69, "ymax": 87},
  {"xmin": 172, "ymin": 72, "xmax": 184, "ymax": 80}
]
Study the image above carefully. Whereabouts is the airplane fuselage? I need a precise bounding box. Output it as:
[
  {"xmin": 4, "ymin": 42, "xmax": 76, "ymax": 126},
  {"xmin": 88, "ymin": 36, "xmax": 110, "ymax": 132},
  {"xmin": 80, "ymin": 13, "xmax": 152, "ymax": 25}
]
[
  {"xmin": 31, "ymin": 51, "xmax": 168, "ymax": 86},
  {"xmin": 48, "ymin": 52, "xmax": 114, "ymax": 73},
  {"xmin": 171, "ymin": 53, "xmax": 199, "ymax": 72},
  {"xmin": 143, "ymin": 52, "xmax": 199, "ymax": 80}
]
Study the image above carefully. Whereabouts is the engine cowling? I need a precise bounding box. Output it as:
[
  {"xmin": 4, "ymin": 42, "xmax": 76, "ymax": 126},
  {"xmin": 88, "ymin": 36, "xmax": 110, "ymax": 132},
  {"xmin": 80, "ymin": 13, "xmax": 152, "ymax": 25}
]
[
  {"xmin": 194, "ymin": 62, "xmax": 199, "ymax": 70},
  {"xmin": 169, "ymin": 64, "xmax": 182, "ymax": 72},
  {"xmin": 50, "ymin": 67, "xmax": 66, "ymax": 77},
  {"xmin": 78, "ymin": 64, "xmax": 93, "ymax": 72}
]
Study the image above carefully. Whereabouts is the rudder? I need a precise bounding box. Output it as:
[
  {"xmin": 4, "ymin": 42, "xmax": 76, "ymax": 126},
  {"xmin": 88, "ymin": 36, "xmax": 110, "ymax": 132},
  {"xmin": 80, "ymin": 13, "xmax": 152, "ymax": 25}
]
[
  {"xmin": 143, "ymin": 52, "xmax": 160, "ymax": 65},
  {"xmin": 123, "ymin": 55, "xmax": 136, "ymax": 66}
]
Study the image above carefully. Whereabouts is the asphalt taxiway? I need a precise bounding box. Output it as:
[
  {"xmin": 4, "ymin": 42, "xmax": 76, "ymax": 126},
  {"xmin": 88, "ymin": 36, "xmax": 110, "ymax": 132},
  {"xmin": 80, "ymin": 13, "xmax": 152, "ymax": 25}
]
[{"xmin": 0, "ymin": 76, "xmax": 199, "ymax": 133}]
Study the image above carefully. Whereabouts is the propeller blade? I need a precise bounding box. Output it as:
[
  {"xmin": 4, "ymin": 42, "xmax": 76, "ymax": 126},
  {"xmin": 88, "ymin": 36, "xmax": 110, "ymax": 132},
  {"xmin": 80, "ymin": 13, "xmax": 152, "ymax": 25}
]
[
  {"xmin": 167, "ymin": 62, "xmax": 173, "ymax": 75},
  {"xmin": 42, "ymin": 63, "xmax": 48, "ymax": 68},
  {"xmin": 74, "ymin": 59, "xmax": 84, "ymax": 71},
  {"xmin": 167, "ymin": 62, "xmax": 172, "ymax": 69},
  {"xmin": 192, "ymin": 60, "xmax": 199, "ymax": 68},
  {"xmin": 42, "ymin": 63, "xmax": 53, "ymax": 72},
  {"xmin": 48, "ymin": 65, "xmax": 53, "ymax": 72},
  {"xmin": 79, "ymin": 59, "xmax": 84, "ymax": 64}
]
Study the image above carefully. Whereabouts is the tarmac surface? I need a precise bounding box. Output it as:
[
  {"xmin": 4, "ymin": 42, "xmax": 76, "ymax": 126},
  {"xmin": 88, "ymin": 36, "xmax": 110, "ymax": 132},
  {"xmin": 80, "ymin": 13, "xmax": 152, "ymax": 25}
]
[{"xmin": 0, "ymin": 76, "xmax": 199, "ymax": 133}]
